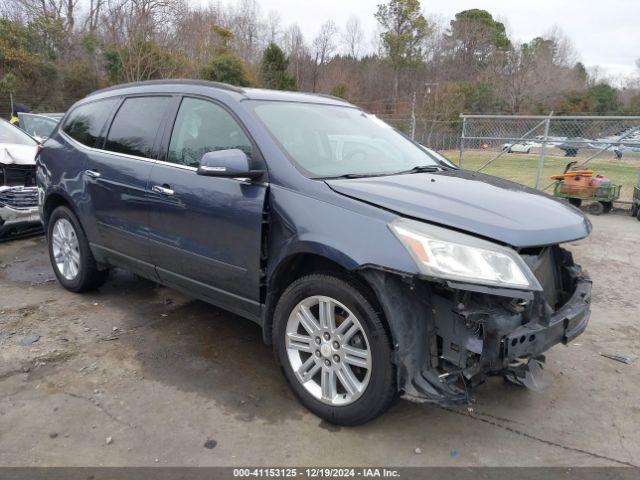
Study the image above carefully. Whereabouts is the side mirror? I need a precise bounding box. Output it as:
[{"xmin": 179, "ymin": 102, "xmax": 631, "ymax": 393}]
[{"xmin": 197, "ymin": 149, "xmax": 263, "ymax": 179}]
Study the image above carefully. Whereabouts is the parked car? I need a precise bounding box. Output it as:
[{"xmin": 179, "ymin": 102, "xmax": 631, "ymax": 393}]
[
  {"xmin": 501, "ymin": 141, "xmax": 540, "ymax": 153},
  {"xmin": 37, "ymin": 80, "xmax": 592, "ymax": 425},
  {"xmin": 18, "ymin": 112, "xmax": 63, "ymax": 142},
  {"xmin": 0, "ymin": 119, "xmax": 41, "ymax": 239}
]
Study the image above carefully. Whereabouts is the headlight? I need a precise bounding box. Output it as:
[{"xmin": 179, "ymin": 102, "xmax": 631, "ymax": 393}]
[{"xmin": 389, "ymin": 218, "xmax": 541, "ymax": 291}]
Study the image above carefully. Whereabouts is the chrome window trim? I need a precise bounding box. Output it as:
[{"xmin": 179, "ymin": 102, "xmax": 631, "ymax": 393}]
[{"xmin": 59, "ymin": 130, "xmax": 197, "ymax": 171}]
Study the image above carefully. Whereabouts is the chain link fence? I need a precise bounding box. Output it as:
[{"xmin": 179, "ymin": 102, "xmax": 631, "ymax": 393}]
[
  {"xmin": 459, "ymin": 115, "xmax": 640, "ymax": 203},
  {"xmin": 376, "ymin": 113, "xmax": 462, "ymax": 151},
  {"xmin": 5, "ymin": 91, "xmax": 639, "ymax": 204}
]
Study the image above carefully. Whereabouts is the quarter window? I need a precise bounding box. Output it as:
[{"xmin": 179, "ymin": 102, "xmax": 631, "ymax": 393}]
[
  {"xmin": 105, "ymin": 96, "xmax": 170, "ymax": 158},
  {"xmin": 62, "ymin": 99, "xmax": 118, "ymax": 147},
  {"xmin": 168, "ymin": 97, "xmax": 253, "ymax": 167}
]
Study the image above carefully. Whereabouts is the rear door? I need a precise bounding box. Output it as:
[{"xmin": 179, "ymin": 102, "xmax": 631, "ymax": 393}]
[
  {"xmin": 84, "ymin": 96, "xmax": 172, "ymax": 276},
  {"xmin": 147, "ymin": 96, "xmax": 267, "ymax": 320}
]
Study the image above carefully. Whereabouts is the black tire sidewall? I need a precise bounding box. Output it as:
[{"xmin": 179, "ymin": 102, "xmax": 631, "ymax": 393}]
[
  {"xmin": 273, "ymin": 274, "xmax": 395, "ymax": 425},
  {"xmin": 588, "ymin": 202, "xmax": 604, "ymax": 215},
  {"xmin": 47, "ymin": 206, "xmax": 96, "ymax": 292}
]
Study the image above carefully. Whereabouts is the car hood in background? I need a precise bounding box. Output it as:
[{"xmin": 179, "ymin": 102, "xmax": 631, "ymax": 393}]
[
  {"xmin": 326, "ymin": 170, "xmax": 591, "ymax": 248},
  {"xmin": 0, "ymin": 144, "xmax": 38, "ymax": 166}
]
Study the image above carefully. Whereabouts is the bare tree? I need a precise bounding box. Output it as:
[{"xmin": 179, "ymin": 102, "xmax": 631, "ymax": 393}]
[
  {"xmin": 311, "ymin": 20, "xmax": 338, "ymax": 92},
  {"xmin": 84, "ymin": 0, "xmax": 106, "ymax": 32},
  {"xmin": 342, "ymin": 16, "xmax": 363, "ymax": 60},
  {"xmin": 264, "ymin": 10, "xmax": 281, "ymax": 45},
  {"xmin": 283, "ymin": 23, "xmax": 307, "ymax": 87},
  {"xmin": 228, "ymin": 0, "xmax": 262, "ymax": 66}
]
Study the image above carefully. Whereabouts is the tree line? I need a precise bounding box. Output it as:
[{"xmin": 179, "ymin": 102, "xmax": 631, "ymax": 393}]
[{"xmin": 1, "ymin": 0, "xmax": 639, "ymax": 125}]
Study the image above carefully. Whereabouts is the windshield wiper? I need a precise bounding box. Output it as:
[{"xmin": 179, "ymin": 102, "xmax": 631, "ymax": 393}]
[
  {"xmin": 319, "ymin": 172, "xmax": 395, "ymax": 179},
  {"xmin": 394, "ymin": 165, "xmax": 442, "ymax": 175}
]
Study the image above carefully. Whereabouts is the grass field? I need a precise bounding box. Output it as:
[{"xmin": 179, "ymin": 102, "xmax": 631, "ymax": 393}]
[{"xmin": 440, "ymin": 149, "xmax": 640, "ymax": 203}]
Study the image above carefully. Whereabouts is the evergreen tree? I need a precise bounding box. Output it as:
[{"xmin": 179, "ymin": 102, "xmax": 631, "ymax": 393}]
[
  {"xmin": 260, "ymin": 43, "xmax": 297, "ymax": 90},
  {"xmin": 200, "ymin": 54, "xmax": 251, "ymax": 87}
]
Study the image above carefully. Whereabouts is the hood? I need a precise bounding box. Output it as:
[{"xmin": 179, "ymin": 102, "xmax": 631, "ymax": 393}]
[
  {"xmin": 326, "ymin": 170, "xmax": 591, "ymax": 248},
  {"xmin": 0, "ymin": 144, "xmax": 38, "ymax": 166}
]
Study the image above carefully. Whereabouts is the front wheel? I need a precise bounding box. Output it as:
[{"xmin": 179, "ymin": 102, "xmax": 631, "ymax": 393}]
[
  {"xmin": 273, "ymin": 274, "xmax": 396, "ymax": 425},
  {"xmin": 47, "ymin": 206, "xmax": 108, "ymax": 292}
]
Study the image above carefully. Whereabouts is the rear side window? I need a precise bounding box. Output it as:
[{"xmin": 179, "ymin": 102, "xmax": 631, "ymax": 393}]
[
  {"xmin": 62, "ymin": 99, "xmax": 118, "ymax": 147},
  {"xmin": 104, "ymin": 96, "xmax": 170, "ymax": 159}
]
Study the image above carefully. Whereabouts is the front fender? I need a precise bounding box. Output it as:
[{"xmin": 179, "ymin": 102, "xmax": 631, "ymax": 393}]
[{"xmin": 266, "ymin": 185, "xmax": 418, "ymax": 282}]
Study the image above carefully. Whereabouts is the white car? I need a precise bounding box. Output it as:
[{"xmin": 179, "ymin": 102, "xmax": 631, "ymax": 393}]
[
  {"xmin": 0, "ymin": 119, "xmax": 41, "ymax": 239},
  {"xmin": 501, "ymin": 141, "xmax": 544, "ymax": 153}
]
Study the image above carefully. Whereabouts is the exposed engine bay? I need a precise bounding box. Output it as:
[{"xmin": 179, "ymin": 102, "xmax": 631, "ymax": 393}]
[
  {"xmin": 361, "ymin": 244, "xmax": 591, "ymax": 405},
  {"xmin": 0, "ymin": 142, "xmax": 41, "ymax": 240}
]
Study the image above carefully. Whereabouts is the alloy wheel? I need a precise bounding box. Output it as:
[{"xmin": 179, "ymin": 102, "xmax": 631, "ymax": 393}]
[
  {"xmin": 51, "ymin": 218, "xmax": 80, "ymax": 280},
  {"xmin": 285, "ymin": 295, "xmax": 372, "ymax": 406}
]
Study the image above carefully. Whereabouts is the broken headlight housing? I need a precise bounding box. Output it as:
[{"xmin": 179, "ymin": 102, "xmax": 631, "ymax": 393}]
[{"xmin": 389, "ymin": 218, "xmax": 542, "ymax": 291}]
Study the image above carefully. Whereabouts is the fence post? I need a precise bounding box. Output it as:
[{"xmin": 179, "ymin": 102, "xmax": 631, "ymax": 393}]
[
  {"xmin": 410, "ymin": 91, "xmax": 416, "ymax": 140},
  {"xmin": 458, "ymin": 116, "xmax": 466, "ymax": 167},
  {"xmin": 535, "ymin": 114, "xmax": 552, "ymax": 189}
]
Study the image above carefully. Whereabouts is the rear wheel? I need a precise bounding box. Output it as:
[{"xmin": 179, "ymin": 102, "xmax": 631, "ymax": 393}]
[
  {"xmin": 601, "ymin": 201, "xmax": 613, "ymax": 214},
  {"xmin": 632, "ymin": 204, "xmax": 639, "ymax": 218},
  {"xmin": 47, "ymin": 206, "xmax": 107, "ymax": 292},
  {"xmin": 588, "ymin": 202, "xmax": 604, "ymax": 215},
  {"xmin": 273, "ymin": 274, "xmax": 396, "ymax": 425}
]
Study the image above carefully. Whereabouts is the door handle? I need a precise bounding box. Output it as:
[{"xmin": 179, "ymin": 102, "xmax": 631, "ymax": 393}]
[
  {"xmin": 151, "ymin": 185, "xmax": 175, "ymax": 196},
  {"xmin": 84, "ymin": 169, "xmax": 101, "ymax": 179}
]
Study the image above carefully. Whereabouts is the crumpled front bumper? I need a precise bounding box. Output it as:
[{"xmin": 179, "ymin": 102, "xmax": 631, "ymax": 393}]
[
  {"xmin": 0, "ymin": 186, "xmax": 41, "ymax": 239},
  {"xmin": 360, "ymin": 248, "xmax": 592, "ymax": 406},
  {"xmin": 503, "ymin": 274, "xmax": 591, "ymax": 361}
]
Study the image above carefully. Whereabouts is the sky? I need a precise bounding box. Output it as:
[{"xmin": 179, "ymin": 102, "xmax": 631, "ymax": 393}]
[{"xmin": 231, "ymin": 0, "xmax": 640, "ymax": 80}]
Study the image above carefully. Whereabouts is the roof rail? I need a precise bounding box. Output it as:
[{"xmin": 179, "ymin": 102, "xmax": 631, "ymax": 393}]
[
  {"xmin": 312, "ymin": 92, "xmax": 351, "ymax": 103},
  {"xmin": 90, "ymin": 79, "xmax": 245, "ymax": 96}
]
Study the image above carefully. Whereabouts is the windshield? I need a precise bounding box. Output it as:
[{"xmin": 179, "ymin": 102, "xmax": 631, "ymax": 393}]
[
  {"xmin": 249, "ymin": 101, "xmax": 442, "ymax": 178},
  {"xmin": 418, "ymin": 144, "xmax": 458, "ymax": 169},
  {"xmin": 0, "ymin": 120, "xmax": 38, "ymax": 146},
  {"xmin": 19, "ymin": 114, "xmax": 59, "ymax": 140}
]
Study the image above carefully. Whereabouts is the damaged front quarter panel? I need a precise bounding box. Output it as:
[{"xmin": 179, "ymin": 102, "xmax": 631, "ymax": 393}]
[{"xmin": 359, "ymin": 244, "xmax": 592, "ymax": 405}]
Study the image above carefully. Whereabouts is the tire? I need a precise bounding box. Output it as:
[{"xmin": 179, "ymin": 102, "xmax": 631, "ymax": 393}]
[
  {"xmin": 568, "ymin": 198, "xmax": 582, "ymax": 208},
  {"xmin": 272, "ymin": 274, "xmax": 396, "ymax": 425},
  {"xmin": 632, "ymin": 204, "xmax": 639, "ymax": 218},
  {"xmin": 588, "ymin": 202, "xmax": 604, "ymax": 215},
  {"xmin": 47, "ymin": 206, "xmax": 108, "ymax": 292},
  {"xmin": 637, "ymin": 207, "xmax": 640, "ymax": 222},
  {"xmin": 601, "ymin": 201, "xmax": 613, "ymax": 214}
]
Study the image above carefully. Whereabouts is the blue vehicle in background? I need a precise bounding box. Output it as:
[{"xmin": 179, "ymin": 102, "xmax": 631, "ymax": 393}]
[{"xmin": 37, "ymin": 80, "xmax": 592, "ymax": 425}]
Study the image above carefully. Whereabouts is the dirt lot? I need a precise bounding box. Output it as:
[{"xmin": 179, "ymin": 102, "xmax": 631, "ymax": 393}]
[{"xmin": 1, "ymin": 212, "xmax": 639, "ymax": 467}]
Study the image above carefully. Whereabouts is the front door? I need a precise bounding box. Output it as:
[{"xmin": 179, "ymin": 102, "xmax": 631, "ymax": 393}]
[
  {"xmin": 147, "ymin": 97, "xmax": 267, "ymax": 320},
  {"xmin": 84, "ymin": 95, "xmax": 172, "ymax": 276}
]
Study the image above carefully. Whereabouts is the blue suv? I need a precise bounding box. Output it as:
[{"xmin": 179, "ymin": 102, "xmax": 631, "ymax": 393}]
[{"xmin": 37, "ymin": 80, "xmax": 592, "ymax": 425}]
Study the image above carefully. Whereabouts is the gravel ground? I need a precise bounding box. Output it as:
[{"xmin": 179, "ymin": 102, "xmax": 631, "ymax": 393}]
[{"xmin": 1, "ymin": 212, "xmax": 639, "ymax": 467}]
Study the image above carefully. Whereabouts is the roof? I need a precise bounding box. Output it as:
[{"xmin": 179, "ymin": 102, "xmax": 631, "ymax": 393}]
[
  {"xmin": 88, "ymin": 79, "xmax": 353, "ymax": 107},
  {"xmin": 91, "ymin": 79, "xmax": 244, "ymax": 95}
]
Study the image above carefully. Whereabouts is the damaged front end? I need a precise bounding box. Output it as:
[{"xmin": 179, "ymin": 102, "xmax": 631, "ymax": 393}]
[
  {"xmin": 0, "ymin": 156, "xmax": 41, "ymax": 240},
  {"xmin": 361, "ymin": 244, "xmax": 591, "ymax": 405}
]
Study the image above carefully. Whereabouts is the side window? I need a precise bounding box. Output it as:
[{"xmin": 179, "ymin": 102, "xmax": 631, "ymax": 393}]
[
  {"xmin": 105, "ymin": 96, "xmax": 170, "ymax": 158},
  {"xmin": 168, "ymin": 97, "xmax": 253, "ymax": 167},
  {"xmin": 62, "ymin": 99, "xmax": 118, "ymax": 147}
]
